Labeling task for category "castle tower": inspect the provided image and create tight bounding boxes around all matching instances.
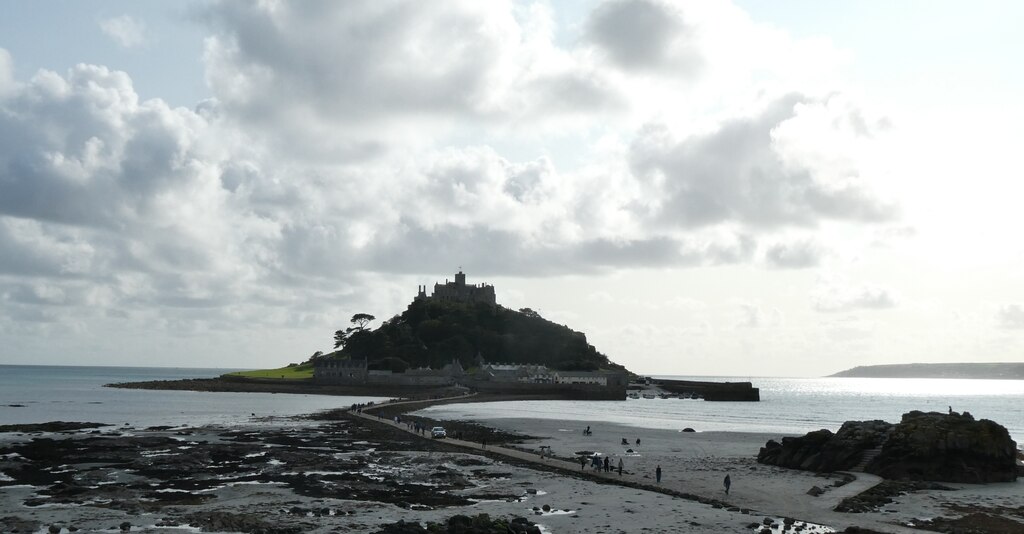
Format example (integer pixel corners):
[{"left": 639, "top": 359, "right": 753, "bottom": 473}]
[{"left": 455, "top": 270, "right": 466, "bottom": 286}]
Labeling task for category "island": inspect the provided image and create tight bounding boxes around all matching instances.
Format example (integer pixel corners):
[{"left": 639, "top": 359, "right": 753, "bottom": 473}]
[
  {"left": 829, "top": 362, "right": 1024, "bottom": 380},
  {"left": 111, "top": 270, "right": 759, "bottom": 401}
]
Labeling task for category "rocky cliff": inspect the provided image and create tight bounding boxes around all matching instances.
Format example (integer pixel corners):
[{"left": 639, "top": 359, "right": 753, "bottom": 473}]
[{"left": 757, "top": 411, "right": 1018, "bottom": 483}]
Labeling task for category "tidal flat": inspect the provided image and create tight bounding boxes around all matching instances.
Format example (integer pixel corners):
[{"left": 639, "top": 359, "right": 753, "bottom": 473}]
[{"left": 2, "top": 408, "right": 1023, "bottom": 533}]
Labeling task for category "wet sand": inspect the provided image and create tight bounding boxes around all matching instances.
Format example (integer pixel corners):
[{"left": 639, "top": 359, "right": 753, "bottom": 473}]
[
  {"left": 4, "top": 397, "right": 1022, "bottom": 533},
  {"left": 405, "top": 411, "right": 1024, "bottom": 533}
]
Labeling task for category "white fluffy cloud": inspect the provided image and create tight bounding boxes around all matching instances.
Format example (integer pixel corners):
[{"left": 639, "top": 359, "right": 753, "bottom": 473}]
[
  {"left": 100, "top": 15, "right": 147, "bottom": 48},
  {"left": 0, "top": 2, "right": 906, "bottom": 367}
]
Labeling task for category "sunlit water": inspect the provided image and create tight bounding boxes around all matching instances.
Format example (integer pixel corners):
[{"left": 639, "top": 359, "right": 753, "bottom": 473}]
[
  {"left": 0, "top": 365, "right": 385, "bottom": 428},
  {"left": 4, "top": 367, "right": 1021, "bottom": 445},
  {"left": 416, "top": 376, "right": 1024, "bottom": 444}
]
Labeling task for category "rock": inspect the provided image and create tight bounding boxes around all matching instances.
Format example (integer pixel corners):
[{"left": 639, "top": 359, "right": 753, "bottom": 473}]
[
  {"left": 758, "top": 411, "right": 1018, "bottom": 483},
  {"left": 806, "top": 485, "right": 824, "bottom": 496},
  {"left": 119, "top": 521, "right": 131, "bottom": 532},
  {"left": 870, "top": 411, "right": 1018, "bottom": 483},
  {"left": 541, "top": 504, "right": 551, "bottom": 512},
  {"left": 48, "top": 526, "right": 61, "bottom": 534},
  {"left": 682, "top": 428, "right": 695, "bottom": 432}
]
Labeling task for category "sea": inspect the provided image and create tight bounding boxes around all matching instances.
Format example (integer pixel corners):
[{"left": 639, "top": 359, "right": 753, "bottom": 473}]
[
  {"left": 415, "top": 375, "right": 1024, "bottom": 445},
  {"left": 2, "top": 366, "right": 1023, "bottom": 445},
  {"left": 0, "top": 365, "right": 385, "bottom": 429}
]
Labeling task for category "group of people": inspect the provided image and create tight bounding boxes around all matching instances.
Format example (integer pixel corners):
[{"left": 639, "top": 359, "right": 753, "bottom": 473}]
[
  {"left": 580, "top": 453, "right": 624, "bottom": 476},
  {"left": 578, "top": 425, "right": 733, "bottom": 495}
]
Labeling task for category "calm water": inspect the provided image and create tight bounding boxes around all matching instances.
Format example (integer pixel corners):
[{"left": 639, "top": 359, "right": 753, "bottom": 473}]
[
  {"left": 416, "top": 376, "right": 1024, "bottom": 444},
  {"left": 4, "top": 367, "right": 1022, "bottom": 445},
  {"left": 0, "top": 365, "right": 385, "bottom": 428}
]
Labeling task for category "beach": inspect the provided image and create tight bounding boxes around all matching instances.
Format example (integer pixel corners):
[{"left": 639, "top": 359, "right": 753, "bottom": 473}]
[
  {"left": 400, "top": 411, "right": 1024, "bottom": 534},
  {"left": 0, "top": 411, "right": 789, "bottom": 534},
  {"left": 2, "top": 402, "right": 1023, "bottom": 533},
  {"left": 3, "top": 367, "right": 1024, "bottom": 533}
]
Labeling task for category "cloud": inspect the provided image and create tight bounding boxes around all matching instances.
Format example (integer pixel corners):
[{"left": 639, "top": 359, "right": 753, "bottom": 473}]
[
  {"left": 198, "top": 0, "right": 620, "bottom": 143},
  {"left": 996, "top": 304, "right": 1024, "bottom": 329},
  {"left": 584, "top": 0, "right": 703, "bottom": 76},
  {"left": 0, "top": 64, "right": 218, "bottom": 229},
  {"left": 100, "top": 15, "right": 147, "bottom": 48},
  {"left": 628, "top": 94, "right": 897, "bottom": 230},
  {"left": 0, "top": 48, "right": 14, "bottom": 98},
  {"left": 765, "top": 239, "right": 826, "bottom": 269},
  {"left": 0, "top": 1, "right": 903, "bottom": 365},
  {"left": 812, "top": 280, "right": 897, "bottom": 313}
]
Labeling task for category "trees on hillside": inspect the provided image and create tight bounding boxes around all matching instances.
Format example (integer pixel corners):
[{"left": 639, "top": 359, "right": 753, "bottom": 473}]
[
  {"left": 330, "top": 300, "right": 622, "bottom": 372},
  {"left": 333, "top": 313, "right": 376, "bottom": 349}
]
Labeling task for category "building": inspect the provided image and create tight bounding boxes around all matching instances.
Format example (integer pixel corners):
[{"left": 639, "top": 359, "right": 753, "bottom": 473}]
[
  {"left": 478, "top": 363, "right": 553, "bottom": 383},
  {"left": 313, "top": 358, "right": 368, "bottom": 383},
  {"left": 416, "top": 270, "right": 496, "bottom": 306},
  {"left": 313, "top": 357, "right": 464, "bottom": 387},
  {"left": 553, "top": 371, "right": 608, "bottom": 386}
]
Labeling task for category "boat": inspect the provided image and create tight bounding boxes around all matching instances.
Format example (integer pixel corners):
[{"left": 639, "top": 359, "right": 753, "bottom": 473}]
[
  {"left": 627, "top": 392, "right": 640, "bottom": 399},
  {"left": 642, "top": 393, "right": 656, "bottom": 399}
]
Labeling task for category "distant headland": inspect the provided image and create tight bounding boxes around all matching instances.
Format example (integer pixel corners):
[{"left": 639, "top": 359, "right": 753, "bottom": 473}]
[{"left": 830, "top": 362, "right": 1024, "bottom": 380}]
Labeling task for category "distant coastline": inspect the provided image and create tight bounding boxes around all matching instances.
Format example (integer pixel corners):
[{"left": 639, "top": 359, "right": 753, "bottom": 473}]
[{"left": 830, "top": 362, "right": 1024, "bottom": 380}]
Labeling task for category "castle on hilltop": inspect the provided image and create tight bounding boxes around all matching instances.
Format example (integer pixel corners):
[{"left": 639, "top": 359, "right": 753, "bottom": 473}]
[{"left": 416, "top": 270, "right": 496, "bottom": 306}]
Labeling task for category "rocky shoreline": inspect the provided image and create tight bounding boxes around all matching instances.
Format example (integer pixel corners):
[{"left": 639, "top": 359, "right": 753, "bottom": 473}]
[
  {"left": 4, "top": 399, "right": 1024, "bottom": 533},
  {"left": 0, "top": 410, "right": 552, "bottom": 533}
]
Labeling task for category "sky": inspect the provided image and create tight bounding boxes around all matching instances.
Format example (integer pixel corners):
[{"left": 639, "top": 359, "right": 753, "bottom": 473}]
[{"left": 1, "top": 0, "right": 1023, "bottom": 377}]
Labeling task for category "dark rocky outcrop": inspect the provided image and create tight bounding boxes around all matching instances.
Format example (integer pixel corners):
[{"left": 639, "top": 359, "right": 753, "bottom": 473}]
[
  {"left": 757, "top": 419, "right": 891, "bottom": 472},
  {"left": 870, "top": 410, "right": 1018, "bottom": 483},
  {"left": 0, "top": 421, "right": 109, "bottom": 433},
  {"left": 758, "top": 411, "right": 1018, "bottom": 483},
  {"left": 371, "top": 514, "right": 541, "bottom": 534},
  {"left": 185, "top": 512, "right": 306, "bottom": 534},
  {"left": 834, "top": 480, "right": 951, "bottom": 513},
  {"left": 0, "top": 516, "right": 41, "bottom": 533}
]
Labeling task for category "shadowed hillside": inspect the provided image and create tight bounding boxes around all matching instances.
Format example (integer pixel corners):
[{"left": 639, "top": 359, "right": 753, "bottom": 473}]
[{"left": 332, "top": 299, "right": 626, "bottom": 373}]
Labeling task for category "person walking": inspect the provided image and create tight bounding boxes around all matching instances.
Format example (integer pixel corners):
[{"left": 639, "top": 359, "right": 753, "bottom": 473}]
[
  {"left": 724, "top": 474, "right": 731, "bottom": 495},
  {"left": 580, "top": 456, "right": 587, "bottom": 471},
  {"left": 617, "top": 457, "right": 623, "bottom": 476},
  {"left": 656, "top": 465, "right": 662, "bottom": 483},
  {"left": 603, "top": 456, "right": 610, "bottom": 472}
]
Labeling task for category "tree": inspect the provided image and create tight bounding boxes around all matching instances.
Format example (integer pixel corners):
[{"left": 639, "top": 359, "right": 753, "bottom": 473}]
[
  {"left": 518, "top": 307, "right": 541, "bottom": 319},
  {"left": 333, "top": 329, "right": 350, "bottom": 349},
  {"left": 351, "top": 313, "right": 376, "bottom": 330},
  {"left": 334, "top": 313, "right": 376, "bottom": 349}
]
